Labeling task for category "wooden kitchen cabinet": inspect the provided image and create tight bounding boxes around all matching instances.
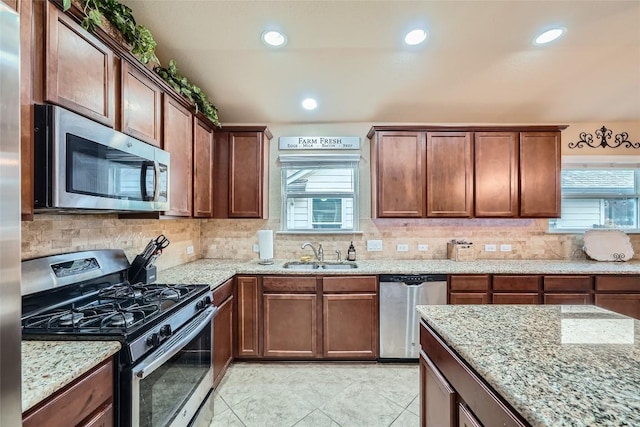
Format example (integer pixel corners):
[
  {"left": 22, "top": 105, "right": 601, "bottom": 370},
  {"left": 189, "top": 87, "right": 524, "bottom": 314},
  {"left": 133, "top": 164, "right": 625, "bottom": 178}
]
[
  {"left": 163, "top": 95, "right": 193, "bottom": 217},
  {"left": 213, "top": 127, "right": 272, "bottom": 218},
  {"left": 193, "top": 117, "right": 214, "bottom": 218},
  {"left": 594, "top": 275, "right": 640, "bottom": 319},
  {"left": 544, "top": 293, "right": 592, "bottom": 305},
  {"left": 262, "top": 275, "right": 318, "bottom": 358},
  {"left": 492, "top": 275, "right": 540, "bottom": 304},
  {"left": 212, "top": 279, "right": 233, "bottom": 388},
  {"left": 371, "top": 131, "right": 426, "bottom": 217},
  {"left": 235, "top": 276, "right": 260, "bottom": 358},
  {"left": 542, "top": 275, "right": 592, "bottom": 305},
  {"left": 474, "top": 132, "right": 519, "bottom": 217},
  {"left": 449, "top": 275, "right": 490, "bottom": 305},
  {"left": 449, "top": 293, "right": 490, "bottom": 304},
  {"left": 520, "top": 132, "right": 561, "bottom": 217},
  {"left": 458, "top": 404, "right": 482, "bottom": 427},
  {"left": 44, "top": 1, "right": 116, "bottom": 127},
  {"left": 420, "top": 350, "right": 456, "bottom": 427},
  {"left": 121, "top": 61, "right": 162, "bottom": 146},
  {"left": 322, "top": 276, "right": 378, "bottom": 359},
  {"left": 426, "top": 132, "right": 473, "bottom": 217},
  {"left": 23, "top": 358, "right": 114, "bottom": 427}
]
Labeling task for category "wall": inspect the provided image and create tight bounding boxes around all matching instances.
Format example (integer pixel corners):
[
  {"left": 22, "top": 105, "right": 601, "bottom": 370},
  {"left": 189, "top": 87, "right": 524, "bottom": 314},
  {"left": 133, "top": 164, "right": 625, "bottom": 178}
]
[{"left": 21, "top": 121, "right": 640, "bottom": 266}]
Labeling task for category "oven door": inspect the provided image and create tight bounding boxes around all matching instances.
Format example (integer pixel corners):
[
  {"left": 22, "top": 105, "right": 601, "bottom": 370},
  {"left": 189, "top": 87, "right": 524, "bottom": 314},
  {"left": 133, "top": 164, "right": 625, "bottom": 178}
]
[{"left": 131, "top": 306, "right": 215, "bottom": 427}]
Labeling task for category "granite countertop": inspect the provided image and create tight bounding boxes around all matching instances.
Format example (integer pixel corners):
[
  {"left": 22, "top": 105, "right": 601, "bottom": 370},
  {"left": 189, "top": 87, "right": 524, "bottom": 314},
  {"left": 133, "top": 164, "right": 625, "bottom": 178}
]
[
  {"left": 22, "top": 340, "right": 121, "bottom": 413},
  {"left": 417, "top": 305, "right": 640, "bottom": 426},
  {"left": 157, "top": 258, "right": 640, "bottom": 290}
]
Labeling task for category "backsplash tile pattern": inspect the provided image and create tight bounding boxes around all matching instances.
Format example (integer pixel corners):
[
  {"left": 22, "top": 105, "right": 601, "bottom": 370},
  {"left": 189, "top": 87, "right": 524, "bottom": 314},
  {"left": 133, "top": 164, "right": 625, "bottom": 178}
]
[{"left": 21, "top": 214, "right": 201, "bottom": 270}]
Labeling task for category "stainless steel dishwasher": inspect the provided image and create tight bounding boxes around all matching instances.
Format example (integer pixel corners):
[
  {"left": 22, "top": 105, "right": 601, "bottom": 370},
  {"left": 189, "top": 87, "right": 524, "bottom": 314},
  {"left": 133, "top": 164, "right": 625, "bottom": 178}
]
[{"left": 379, "top": 274, "right": 447, "bottom": 360}]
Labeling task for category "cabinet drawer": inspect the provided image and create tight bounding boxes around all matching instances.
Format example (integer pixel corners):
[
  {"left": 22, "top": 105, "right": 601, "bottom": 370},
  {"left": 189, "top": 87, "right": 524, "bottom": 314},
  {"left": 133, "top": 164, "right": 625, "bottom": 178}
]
[
  {"left": 544, "top": 293, "right": 592, "bottom": 305},
  {"left": 492, "top": 275, "right": 540, "bottom": 292},
  {"left": 449, "top": 293, "right": 490, "bottom": 304},
  {"left": 212, "top": 279, "right": 233, "bottom": 305},
  {"left": 543, "top": 276, "right": 592, "bottom": 292},
  {"left": 23, "top": 359, "right": 113, "bottom": 427},
  {"left": 323, "top": 276, "right": 377, "bottom": 293},
  {"left": 595, "top": 275, "right": 640, "bottom": 292},
  {"left": 450, "top": 275, "right": 490, "bottom": 292},
  {"left": 493, "top": 293, "right": 540, "bottom": 305},
  {"left": 263, "top": 276, "right": 317, "bottom": 292}
]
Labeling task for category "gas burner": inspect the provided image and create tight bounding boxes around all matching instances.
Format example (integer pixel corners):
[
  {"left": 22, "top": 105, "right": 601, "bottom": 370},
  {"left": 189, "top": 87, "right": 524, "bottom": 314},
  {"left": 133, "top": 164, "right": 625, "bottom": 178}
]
[
  {"left": 58, "top": 312, "right": 84, "bottom": 327},
  {"left": 99, "top": 284, "right": 143, "bottom": 300},
  {"left": 106, "top": 312, "right": 135, "bottom": 327}
]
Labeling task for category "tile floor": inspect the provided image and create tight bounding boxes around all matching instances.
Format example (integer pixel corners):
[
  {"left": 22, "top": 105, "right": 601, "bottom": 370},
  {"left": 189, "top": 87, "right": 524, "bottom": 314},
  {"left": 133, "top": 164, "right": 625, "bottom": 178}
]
[{"left": 209, "top": 362, "right": 420, "bottom": 427}]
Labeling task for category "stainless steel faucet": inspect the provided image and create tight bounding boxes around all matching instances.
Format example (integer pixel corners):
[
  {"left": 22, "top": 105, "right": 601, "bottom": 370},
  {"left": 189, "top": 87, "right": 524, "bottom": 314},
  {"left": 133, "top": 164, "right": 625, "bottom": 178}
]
[{"left": 301, "top": 242, "right": 324, "bottom": 262}]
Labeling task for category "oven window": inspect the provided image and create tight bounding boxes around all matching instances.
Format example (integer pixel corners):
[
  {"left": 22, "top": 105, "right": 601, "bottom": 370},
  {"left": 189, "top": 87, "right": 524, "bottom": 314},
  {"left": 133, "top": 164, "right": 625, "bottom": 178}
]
[{"left": 138, "top": 323, "right": 211, "bottom": 427}]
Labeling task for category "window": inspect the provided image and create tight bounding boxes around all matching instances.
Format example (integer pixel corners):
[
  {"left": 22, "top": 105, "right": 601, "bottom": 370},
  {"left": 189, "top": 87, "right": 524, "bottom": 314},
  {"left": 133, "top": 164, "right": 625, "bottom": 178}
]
[
  {"left": 280, "top": 154, "right": 359, "bottom": 233},
  {"left": 549, "top": 160, "right": 640, "bottom": 232}
]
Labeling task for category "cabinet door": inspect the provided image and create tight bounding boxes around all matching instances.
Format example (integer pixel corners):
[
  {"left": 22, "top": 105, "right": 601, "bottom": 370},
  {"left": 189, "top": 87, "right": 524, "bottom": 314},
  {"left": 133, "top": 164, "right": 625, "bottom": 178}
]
[
  {"left": 163, "top": 95, "right": 193, "bottom": 217},
  {"left": 493, "top": 293, "right": 540, "bottom": 304},
  {"left": 229, "top": 132, "right": 265, "bottom": 218},
  {"left": 474, "top": 132, "right": 518, "bottom": 217},
  {"left": 81, "top": 403, "right": 113, "bottom": 427},
  {"left": 426, "top": 132, "right": 473, "bottom": 217},
  {"left": 458, "top": 403, "right": 482, "bottom": 427},
  {"left": 450, "top": 275, "right": 490, "bottom": 292},
  {"left": 213, "top": 295, "right": 233, "bottom": 388},
  {"left": 544, "top": 293, "right": 592, "bottom": 305},
  {"left": 520, "top": 132, "right": 561, "bottom": 217},
  {"left": 323, "top": 293, "right": 378, "bottom": 359},
  {"left": 19, "top": 0, "right": 33, "bottom": 219},
  {"left": 449, "top": 293, "right": 490, "bottom": 304},
  {"left": 121, "top": 61, "right": 162, "bottom": 146},
  {"left": 595, "top": 294, "right": 640, "bottom": 319},
  {"left": 263, "top": 294, "right": 318, "bottom": 358},
  {"left": 420, "top": 351, "right": 456, "bottom": 427},
  {"left": 235, "top": 276, "right": 260, "bottom": 357},
  {"left": 373, "top": 131, "right": 426, "bottom": 217},
  {"left": 45, "top": 2, "right": 115, "bottom": 126},
  {"left": 193, "top": 118, "right": 214, "bottom": 218},
  {"left": 212, "top": 131, "right": 230, "bottom": 218}
]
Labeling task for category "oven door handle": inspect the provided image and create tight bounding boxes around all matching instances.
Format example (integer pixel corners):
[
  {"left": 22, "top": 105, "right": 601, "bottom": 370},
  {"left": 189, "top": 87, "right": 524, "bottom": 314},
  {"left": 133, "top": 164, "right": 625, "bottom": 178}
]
[{"left": 134, "top": 306, "right": 216, "bottom": 380}]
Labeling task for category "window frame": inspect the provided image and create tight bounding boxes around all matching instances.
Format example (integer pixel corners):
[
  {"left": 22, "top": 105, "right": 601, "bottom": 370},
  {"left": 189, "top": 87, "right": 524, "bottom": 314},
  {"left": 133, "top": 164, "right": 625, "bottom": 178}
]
[
  {"left": 549, "top": 155, "right": 640, "bottom": 234},
  {"left": 279, "top": 154, "right": 360, "bottom": 234}
]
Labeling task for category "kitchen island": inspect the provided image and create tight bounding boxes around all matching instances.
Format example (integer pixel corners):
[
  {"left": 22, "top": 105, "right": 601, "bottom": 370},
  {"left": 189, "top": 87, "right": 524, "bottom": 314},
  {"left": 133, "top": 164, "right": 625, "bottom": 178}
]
[{"left": 417, "top": 305, "right": 640, "bottom": 426}]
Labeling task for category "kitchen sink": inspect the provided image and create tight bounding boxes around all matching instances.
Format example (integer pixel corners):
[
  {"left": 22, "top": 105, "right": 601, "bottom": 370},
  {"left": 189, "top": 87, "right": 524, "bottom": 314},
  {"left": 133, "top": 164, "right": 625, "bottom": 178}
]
[{"left": 282, "top": 262, "right": 358, "bottom": 270}]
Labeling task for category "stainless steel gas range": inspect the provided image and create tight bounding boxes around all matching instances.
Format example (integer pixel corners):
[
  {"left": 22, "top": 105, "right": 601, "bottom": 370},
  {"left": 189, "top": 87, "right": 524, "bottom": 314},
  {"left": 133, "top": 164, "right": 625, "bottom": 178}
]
[{"left": 21, "top": 250, "right": 216, "bottom": 427}]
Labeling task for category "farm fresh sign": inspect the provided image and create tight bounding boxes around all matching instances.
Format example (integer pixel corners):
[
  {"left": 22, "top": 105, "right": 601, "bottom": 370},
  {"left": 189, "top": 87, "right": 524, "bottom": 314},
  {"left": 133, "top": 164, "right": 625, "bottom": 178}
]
[{"left": 279, "top": 136, "right": 360, "bottom": 150}]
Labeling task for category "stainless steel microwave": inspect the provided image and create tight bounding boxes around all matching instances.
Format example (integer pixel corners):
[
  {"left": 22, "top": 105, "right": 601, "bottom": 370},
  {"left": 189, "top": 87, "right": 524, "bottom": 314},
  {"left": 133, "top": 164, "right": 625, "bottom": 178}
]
[{"left": 34, "top": 104, "right": 170, "bottom": 212}]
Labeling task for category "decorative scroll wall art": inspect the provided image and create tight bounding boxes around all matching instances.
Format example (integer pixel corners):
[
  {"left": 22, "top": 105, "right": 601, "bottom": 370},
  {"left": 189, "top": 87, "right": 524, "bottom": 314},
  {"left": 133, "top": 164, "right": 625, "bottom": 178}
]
[{"left": 568, "top": 126, "right": 640, "bottom": 149}]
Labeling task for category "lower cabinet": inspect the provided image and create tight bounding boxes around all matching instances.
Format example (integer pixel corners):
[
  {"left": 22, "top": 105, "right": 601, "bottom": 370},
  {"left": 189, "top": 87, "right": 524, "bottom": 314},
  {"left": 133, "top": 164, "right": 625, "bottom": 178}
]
[
  {"left": 449, "top": 275, "right": 490, "bottom": 304},
  {"left": 23, "top": 359, "right": 114, "bottom": 427},
  {"left": 595, "top": 294, "right": 640, "bottom": 319},
  {"left": 492, "top": 275, "right": 541, "bottom": 305},
  {"left": 213, "top": 279, "right": 233, "bottom": 388},
  {"left": 323, "top": 293, "right": 377, "bottom": 359},
  {"left": 235, "top": 276, "right": 260, "bottom": 357},
  {"left": 263, "top": 293, "right": 318, "bottom": 358},
  {"left": 420, "top": 350, "right": 455, "bottom": 427}
]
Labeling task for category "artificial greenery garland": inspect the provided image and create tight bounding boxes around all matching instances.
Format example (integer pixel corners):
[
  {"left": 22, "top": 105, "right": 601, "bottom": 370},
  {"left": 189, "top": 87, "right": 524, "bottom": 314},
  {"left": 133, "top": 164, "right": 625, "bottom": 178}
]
[{"left": 61, "top": 0, "right": 221, "bottom": 126}]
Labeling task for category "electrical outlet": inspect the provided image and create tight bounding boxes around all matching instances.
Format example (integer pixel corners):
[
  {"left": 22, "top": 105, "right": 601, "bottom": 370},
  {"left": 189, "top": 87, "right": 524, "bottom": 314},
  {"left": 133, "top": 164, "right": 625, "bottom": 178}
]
[
  {"left": 252, "top": 244, "right": 260, "bottom": 253},
  {"left": 186, "top": 245, "right": 194, "bottom": 255},
  {"left": 367, "top": 240, "right": 383, "bottom": 251},
  {"left": 500, "top": 244, "right": 512, "bottom": 252},
  {"left": 397, "top": 244, "right": 409, "bottom": 252},
  {"left": 484, "top": 244, "right": 497, "bottom": 252},
  {"left": 418, "top": 244, "right": 429, "bottom": 251}
]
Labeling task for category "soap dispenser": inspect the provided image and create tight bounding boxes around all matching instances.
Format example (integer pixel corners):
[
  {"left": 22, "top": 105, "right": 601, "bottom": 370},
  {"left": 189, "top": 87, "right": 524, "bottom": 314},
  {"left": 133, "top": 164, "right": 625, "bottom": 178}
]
[{"left": 347, "top": 241, "right": 356, "bottom": 261}]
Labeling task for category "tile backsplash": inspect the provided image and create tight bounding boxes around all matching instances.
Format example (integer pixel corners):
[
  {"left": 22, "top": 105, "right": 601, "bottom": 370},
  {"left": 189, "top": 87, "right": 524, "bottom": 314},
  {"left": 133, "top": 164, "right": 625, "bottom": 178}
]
[{"left": 22, "top": 215, "right": 640, "bottom": 270}]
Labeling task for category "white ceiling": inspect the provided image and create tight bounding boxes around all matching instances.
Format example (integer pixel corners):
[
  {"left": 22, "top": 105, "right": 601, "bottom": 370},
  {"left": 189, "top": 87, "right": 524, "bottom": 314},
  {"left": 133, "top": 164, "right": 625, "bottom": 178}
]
[{"left": 121, "top": 0, "right": 640, "bottom": 125}]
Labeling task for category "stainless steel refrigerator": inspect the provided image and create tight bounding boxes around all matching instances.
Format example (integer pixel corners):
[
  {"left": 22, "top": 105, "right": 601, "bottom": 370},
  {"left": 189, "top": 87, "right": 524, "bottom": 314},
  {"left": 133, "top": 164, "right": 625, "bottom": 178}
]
[{"left": 0, "top": 1, "right": 22, "bottom": 425}]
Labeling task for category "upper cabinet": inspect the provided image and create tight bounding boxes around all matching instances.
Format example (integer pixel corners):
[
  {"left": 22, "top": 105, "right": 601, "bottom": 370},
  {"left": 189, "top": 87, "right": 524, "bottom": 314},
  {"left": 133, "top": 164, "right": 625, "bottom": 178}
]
[
  {"left": 121, "top": 61, "right": 162, "bottom": 147},
  {"left": 193, "top": 118, "right": 214, "bottom": 218},
  {"left": 426, "top": 132, "right": 473, "bottom": 217},
  {"left": 371, "top": 131, "right": 426, "bottom": 217},
  {"left": 368, "top": 126, "right": 567, "bottom": 219},
  {"left": 44, "top": 2, "right": 115, "bottom": 127},
  {"left": 163, "top": 95, "right": 193, "bottom": 217},
  {"left": 213, "top": 127, "right": 272, "bottom": 219},
  {"left": 520, "top": 132, "right": 562, "bottom": 217}
]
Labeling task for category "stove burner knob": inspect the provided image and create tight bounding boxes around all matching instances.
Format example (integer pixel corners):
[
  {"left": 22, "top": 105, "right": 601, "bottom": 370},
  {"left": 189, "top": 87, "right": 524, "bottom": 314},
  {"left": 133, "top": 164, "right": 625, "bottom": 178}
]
[
  {"left": 146, "top": 333, "right": 160, "bottom": 347},
  {"left": 159, "top": 324, "right": 172, "bottom": 337},
  {"left": 196, "top": 296, "right": 212, "bottom": 310}
]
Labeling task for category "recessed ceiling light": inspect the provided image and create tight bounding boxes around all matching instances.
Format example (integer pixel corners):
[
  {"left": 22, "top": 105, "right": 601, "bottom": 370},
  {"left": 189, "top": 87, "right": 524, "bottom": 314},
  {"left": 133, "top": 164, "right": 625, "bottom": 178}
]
[
  {"left": 404, "top": 29, "right": 428, "bottom": 46},
  {"left": 534, "top": 27, "right": 565, "bottom": 45},
  {"left": 262, "top": 30, "right": 287, "bottom": 47},
  {"left": 302, "top": 98, "right": 318, "bottom": 110}
]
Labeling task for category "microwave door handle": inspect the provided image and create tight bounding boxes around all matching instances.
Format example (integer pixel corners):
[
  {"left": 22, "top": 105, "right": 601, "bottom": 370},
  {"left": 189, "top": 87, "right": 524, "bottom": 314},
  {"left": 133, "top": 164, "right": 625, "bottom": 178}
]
[
  {"left": 140, "top": 161, "right": 154, "bottom": 201},
  {"left": 152, "top": 161, "right": 160, "bottom": 201}
]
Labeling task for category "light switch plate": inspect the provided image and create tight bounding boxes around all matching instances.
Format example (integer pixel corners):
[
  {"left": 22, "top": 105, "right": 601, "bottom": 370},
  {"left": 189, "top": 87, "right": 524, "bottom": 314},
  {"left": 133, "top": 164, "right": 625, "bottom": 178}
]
[
  {"left": 367, "top": 240, "right": 383, "bottom": 251},
  {"left": 397, "top": 244, "right": 409, "bottom": 252},
  {"left": 418, "top": 244, "right": 429, "bottom": 251},
  {"left": 186, "top": 246, "right": 194, "bottom": 255},
  {"left": 500, "top": 244, "right": 512, "bottom": 252},
  {"left": 484, "top": 244, "right": 497, "bottom": 252}
]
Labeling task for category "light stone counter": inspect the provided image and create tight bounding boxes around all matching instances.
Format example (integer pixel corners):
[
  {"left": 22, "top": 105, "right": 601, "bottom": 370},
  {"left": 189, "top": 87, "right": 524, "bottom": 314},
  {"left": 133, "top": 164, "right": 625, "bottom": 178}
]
[
  {"left": 417, "top": 305, "right": 640, "bottom": 427},
  {"left": 22, "top": 340, "right": 121, "bottom": 413},
  {"left": 157, "top": 258, "right": 640, "bottom": 291}
]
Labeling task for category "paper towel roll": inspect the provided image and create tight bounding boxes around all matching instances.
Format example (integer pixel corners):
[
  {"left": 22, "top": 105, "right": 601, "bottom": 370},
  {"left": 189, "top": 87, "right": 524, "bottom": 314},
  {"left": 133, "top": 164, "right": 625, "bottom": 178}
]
[{"left": 257, "top": 230, "right": 274, "bottom": 264}]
